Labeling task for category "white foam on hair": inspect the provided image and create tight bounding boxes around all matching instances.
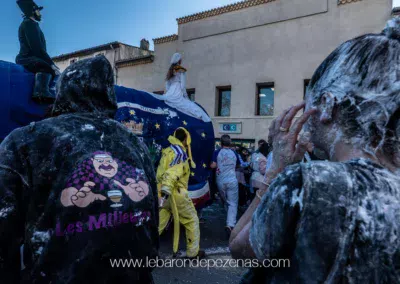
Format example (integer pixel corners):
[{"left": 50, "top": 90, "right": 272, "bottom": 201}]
[{"left": 306, "top": 19, "right": 400, "bottom": 158}]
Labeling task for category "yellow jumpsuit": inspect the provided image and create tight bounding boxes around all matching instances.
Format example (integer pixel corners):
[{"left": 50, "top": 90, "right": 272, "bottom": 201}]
[{"left": 157, "top": 129, "right": 200, "bottom": 257}]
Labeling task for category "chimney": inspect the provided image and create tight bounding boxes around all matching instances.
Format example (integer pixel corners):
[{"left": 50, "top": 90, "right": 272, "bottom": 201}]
[{"left": 140, "top": 39, "right": 149, "bottom": 50}]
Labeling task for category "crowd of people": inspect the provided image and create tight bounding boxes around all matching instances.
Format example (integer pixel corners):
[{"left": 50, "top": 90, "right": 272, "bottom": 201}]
[
  {"left": 209, "top": 138, "right": 272, "bottom": 238},
  {"left": 0, "top": 0, "right": 399, "bottom": 283}
]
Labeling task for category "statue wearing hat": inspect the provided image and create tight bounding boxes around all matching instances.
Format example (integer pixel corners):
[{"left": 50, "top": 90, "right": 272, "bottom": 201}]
[{"left": 16, "top": 0, "right": 60, "bottom": 102}]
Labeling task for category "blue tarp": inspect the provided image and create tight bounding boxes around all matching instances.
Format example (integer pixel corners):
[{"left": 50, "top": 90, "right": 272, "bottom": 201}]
[{"left": 0, "top": 60, "right": 49, "bottom": 141}]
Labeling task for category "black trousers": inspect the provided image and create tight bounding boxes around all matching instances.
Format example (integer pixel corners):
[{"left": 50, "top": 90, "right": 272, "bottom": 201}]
[{"left": 17, "top": 56, "right": 55, "bottom": 76}]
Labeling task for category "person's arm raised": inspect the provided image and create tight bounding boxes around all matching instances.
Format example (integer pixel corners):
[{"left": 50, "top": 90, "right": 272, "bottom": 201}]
[
  {"left": 229, "top": 171, "right": 275, "bottom": 259},
  {"left": 229, "top": 102, "right": 316, "bottom": 259}
]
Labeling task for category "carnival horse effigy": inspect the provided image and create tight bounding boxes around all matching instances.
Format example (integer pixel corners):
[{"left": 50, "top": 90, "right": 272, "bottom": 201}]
[
  {"left": 0, "top": 60, "right": 214, "bottom": 208},
  {"left": 114, "top": 86, "right": 214, "bottom": 208}
]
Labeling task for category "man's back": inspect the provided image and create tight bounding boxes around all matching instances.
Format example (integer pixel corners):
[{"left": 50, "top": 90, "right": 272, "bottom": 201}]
[
  {"left": 214, "top": 148, "right": 238, "bottom": 184},
  {"left": 0, "top": 114, "right": 158, "bottom": 283},
  {"left": 157, "top": 142, "right": 190, "bottom": 193},
  {"left": 0, "top": 56, "right": 158, "bottom": 283}
]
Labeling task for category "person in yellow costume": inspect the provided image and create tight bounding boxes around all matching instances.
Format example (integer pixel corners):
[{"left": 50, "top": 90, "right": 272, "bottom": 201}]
[{"left": 157, "top": 127, "right": 205, "bottom": 259}]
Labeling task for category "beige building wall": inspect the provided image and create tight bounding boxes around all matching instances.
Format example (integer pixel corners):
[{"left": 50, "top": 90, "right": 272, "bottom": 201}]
[
  {"left": 54, "top": 44, "right": 153, "bottom": 75},
  {"left": 117, "top": 0, "right": 392, "bottom": 145},
  {"left": 117, "top": 40, "right": 178, "bottom": 92},
  {"left": 54, "top": 49, "right": 117, "bottom": 73}
]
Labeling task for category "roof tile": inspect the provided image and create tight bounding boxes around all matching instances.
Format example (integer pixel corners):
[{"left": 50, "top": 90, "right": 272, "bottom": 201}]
[
  {"left": 153, "top": 34, "right": 179, "bottom": 45},
  {"left": 176, "top": 0, "right": 275, "bottom": 25},
  {"left": 115, "top": 55, "right": 154, "bottom": 68},
  {"left": 337, "top": 0, "right": 363, "bottom": 5},
  {"left": 52, "top": 41, "right": 140, "bottom": 61}
]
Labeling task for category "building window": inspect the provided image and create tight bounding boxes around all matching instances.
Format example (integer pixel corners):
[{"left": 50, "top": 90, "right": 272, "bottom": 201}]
[
  {"left": 304, "top": 79, "right": 311, "bottom": 99},
  {"left": 217, "top": 87, "right": 231, "bottom": 117},
  {"left": 256, "top": 83, "right": 274, "bottom": 116},
  {"left": 69, "top": 58, "right": 78, "bottom": 65},
  {"left": 187, "top": 89, "right": 195, "bottom": 101}
]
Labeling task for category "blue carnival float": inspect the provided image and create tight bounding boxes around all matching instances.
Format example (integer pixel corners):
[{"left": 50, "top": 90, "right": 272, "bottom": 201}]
[{"left": 0, "top": 60, "right": 214, "bottom": 208}]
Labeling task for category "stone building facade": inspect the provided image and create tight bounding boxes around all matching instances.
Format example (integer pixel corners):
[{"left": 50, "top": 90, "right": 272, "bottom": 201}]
[
  {"left": 116, "top": 0, "right": 392, "bottom": 148},
  {"left": 54, "top": 0, "right": 394, "bottom": 148},
  {"left": 53, "top": 40, "right": 153, "bottom": 83}
]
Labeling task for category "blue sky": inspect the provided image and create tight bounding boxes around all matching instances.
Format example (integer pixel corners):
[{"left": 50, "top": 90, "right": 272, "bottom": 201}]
[
  {"left": 2, "top": 0, "right": 398, "bottom": 63},
  {"left": 0, "top": 0, "right": 237, "bottom": 62}
]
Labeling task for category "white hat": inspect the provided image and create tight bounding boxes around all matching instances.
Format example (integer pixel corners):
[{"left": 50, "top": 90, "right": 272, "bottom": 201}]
[{"left": 170, "top": 53, "right": 182, "bottom": 64}]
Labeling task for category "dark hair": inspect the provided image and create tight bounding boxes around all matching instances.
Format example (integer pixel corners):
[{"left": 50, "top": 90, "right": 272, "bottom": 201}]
[
  {"left": 258, "top": 139, "right": 267, "bottom": 146},
  {"left": 306, "top": 18, "right": 400, "bottom": 157},
  {"left": 238, "top": 146, "right": 249, "bottom": 159},
  {"left": 175, "top": 128, "right": 187, "bottom": 142},
  {"left": 259, "top": 143, "right": 270, "bottom": 157},
  {"left": 221, "top": 135, "right": 231, "bottom": 147},
  {"left": 166, "top": 61, "right": 180, "bottom": 81}
]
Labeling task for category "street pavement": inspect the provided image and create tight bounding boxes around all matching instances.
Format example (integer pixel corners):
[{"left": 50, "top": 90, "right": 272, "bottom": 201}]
[{"left": 153, "top": 199, "right": 248, "bottom": 284}]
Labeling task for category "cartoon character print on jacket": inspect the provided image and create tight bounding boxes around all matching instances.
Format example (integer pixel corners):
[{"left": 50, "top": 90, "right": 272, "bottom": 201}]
[{"left": 60, "top": 151, "right": 149, "bottom": 208}]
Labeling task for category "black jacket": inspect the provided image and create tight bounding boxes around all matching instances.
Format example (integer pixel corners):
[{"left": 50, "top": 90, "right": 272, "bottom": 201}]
[
  {"left": 249, "top": 160, "right": 400, "bottom": 283},
  {"left": 16, "top": 18, "right": 55, "bottom": 68},
  {"left": 0, "top": 57, "right": 159, "bottom": 283}
]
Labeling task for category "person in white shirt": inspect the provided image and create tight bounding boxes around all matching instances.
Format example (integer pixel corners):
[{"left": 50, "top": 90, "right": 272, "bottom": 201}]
[
  {"left": 163, "top": 53, "right": 211, "bottom": 122},
  {"left": 210, "top": 135, "right": 240, "bottom": 236}
]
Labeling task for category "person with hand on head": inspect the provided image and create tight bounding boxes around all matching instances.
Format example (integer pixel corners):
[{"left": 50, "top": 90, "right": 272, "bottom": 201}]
[
  {"left": 165, "top": 53, "right": 189, "bottom": 100},
  {"left": 157, "top": 127, "right": 205, "bottom": 259},
  {"left": 16, "top": 0, "right": 60, "bottom": 103},
  {"left": 162, "top": 53, "right": 211, "bottom": 122},
  {"left": 230, "top": 18, "right": 400, "bottom": 283}
]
